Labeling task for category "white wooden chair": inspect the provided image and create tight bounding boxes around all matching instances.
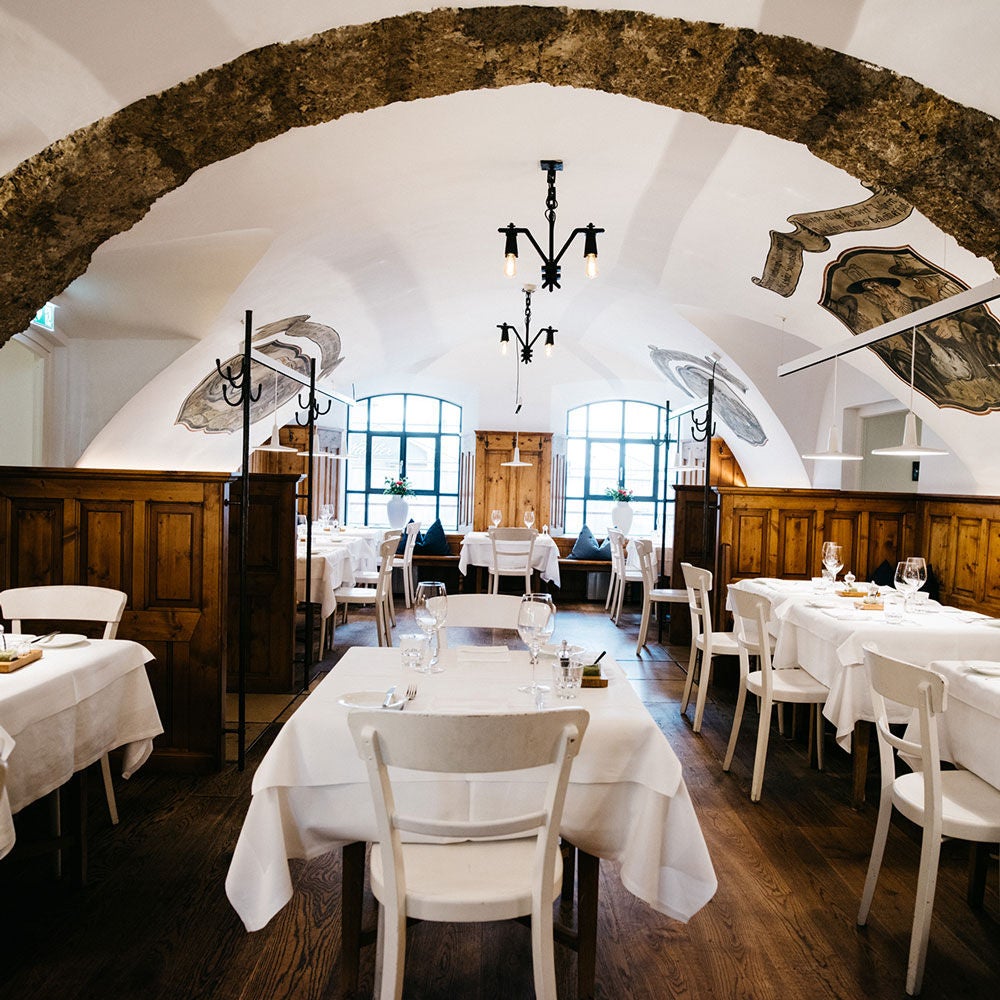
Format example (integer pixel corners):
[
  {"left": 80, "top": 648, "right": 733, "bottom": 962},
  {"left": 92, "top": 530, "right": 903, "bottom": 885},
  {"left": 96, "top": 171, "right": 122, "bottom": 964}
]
[
  {"left": 334, "top": 537, "right": 397, "bottom": 647},
  {"left": 723, "top": 588, "right": 829, "bottom": 801},
  {"left": 437, "top": 593, "right": 522, "bottom": 648},
  {"left": 633, "top": 539, "right": 687, "bottom": 655},
  {"left": 0, "top": 585, "right": 128, "bottom": 825},
  {"left": 488, "top": 527, "right": 536, "bottom": 594},
  {"left": 348, "top": 708, "right": 589, "bottom": 1000},
  {"left": 607, "top": 529, "right": 643, "bottom": 625},
  {"left": 857, "top": 648, "right": 1000, "bottom": 996},
  {"left": 392, "top": 521, "right": 422, "bottom": 611},
  {"left": 679, "top": 563, "right": 739, "bottom": 733}
]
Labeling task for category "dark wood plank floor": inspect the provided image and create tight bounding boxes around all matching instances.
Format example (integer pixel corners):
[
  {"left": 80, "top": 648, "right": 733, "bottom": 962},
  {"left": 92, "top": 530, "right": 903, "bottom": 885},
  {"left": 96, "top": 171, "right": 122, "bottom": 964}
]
[{"left": 2, "top": 600, "right": 997, "bottom": 999}]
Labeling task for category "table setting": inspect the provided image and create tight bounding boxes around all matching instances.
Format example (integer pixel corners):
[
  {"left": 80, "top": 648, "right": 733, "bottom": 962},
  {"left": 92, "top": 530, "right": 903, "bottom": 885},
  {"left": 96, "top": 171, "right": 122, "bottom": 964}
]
[{"left": 458, "top": 529, "right": 562, "bottom": 587}]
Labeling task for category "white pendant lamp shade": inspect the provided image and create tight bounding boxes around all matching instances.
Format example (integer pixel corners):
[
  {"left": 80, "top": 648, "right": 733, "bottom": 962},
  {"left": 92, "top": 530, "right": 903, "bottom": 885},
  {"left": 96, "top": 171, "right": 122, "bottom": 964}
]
[
  {"left": 871, "top": 327, "right": 948, "bottom": 458},
  {"left": 501, "top": 432, "right": 532, "bottom": 467},
  {"left": 801, "top": 354, "right": 863, "bottom": 462},
  {"left": 256, "top": 374, "right": 297, "bottom": 453}
]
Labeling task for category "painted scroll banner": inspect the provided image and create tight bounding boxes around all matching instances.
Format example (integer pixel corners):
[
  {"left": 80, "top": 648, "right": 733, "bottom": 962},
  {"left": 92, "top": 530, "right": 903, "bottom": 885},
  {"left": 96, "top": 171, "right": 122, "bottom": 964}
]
[{"left": 753, "top": 184, "right": 912, "bottom": 297}]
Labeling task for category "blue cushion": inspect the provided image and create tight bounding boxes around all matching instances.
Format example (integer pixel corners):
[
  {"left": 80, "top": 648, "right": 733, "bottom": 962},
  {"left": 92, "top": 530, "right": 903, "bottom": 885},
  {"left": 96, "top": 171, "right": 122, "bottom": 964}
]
[
  {"left": 413, "top": 518, "right": 451, "bottom": 555},
  {"left": 396, "top": 519, "right": 414, "bottom": 554},
  {"left": 568, "top": 525, "right": 611, "bottom": 560}
]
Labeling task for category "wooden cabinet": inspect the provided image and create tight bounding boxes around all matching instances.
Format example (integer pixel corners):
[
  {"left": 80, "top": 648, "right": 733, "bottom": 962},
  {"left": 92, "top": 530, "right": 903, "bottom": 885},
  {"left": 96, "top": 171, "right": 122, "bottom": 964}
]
[
  {"left": 473, "top": 431, "right": 552, "bottom": 532},
  {"left": 1, "top": 466, "right": 232, "bottom": 773}
]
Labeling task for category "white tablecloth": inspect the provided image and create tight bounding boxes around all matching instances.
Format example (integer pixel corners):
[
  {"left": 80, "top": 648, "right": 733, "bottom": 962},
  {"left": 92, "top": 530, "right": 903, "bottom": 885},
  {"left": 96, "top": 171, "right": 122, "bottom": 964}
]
[
  {"left": 226, "top": 647, "right": 716, "bottom": 931},
  {"left": 458, "top": 532, "right": 562, "bottom": 587},
  {"left": 729, "top": 579, "right": 1000, "bottom": 749},
  {"left": 311, "top": 529, "right": 379, "bottom": 572},
  {"left": 0, "top": 637, "right": 163, "bottom": 859},
  {"left": 921, "top": 660, "right": 1000, "bottom": 791},
  {"left": 296, "top": 544, "right": 357, "bottom": 622}
]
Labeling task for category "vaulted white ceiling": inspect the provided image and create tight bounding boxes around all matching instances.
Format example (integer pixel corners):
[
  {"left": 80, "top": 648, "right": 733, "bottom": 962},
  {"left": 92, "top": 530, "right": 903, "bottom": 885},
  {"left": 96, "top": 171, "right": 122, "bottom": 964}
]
[{"left": 2, "top": 2, "right": 999, "bottom": 490}]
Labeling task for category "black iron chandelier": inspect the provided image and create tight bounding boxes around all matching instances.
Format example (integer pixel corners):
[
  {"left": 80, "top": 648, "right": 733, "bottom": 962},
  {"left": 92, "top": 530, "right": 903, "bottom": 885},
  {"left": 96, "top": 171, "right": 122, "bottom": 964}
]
[
  {"left": 499, "top": 284, "right": 555, "bottom": 365},
  {"left": 499, "top": 159, "right": 604, "bottom": 291}
]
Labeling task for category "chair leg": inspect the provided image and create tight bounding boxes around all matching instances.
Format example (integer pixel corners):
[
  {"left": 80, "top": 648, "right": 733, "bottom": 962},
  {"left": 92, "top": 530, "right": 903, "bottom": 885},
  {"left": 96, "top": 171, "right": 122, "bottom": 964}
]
[
  {"left": 531, "top": 898, "right": 558, "bottom": 1000},
  {"left": 636, "top": 599, "right": 651, "bottom": 654},
  {"left": 388, "top": 580, "right": 396, "bottom": 627},
  {"left": 613, "top": 579, "right": 626, "bottom": 624},
  {"left": 99, "top": 753, "right": 119, "bottom": 825},
  {"left": 857, "top": 784, "right": 895, "bottom": 926},
  {"left": 604, "top": 570, "right": 615, "bottom": 611},
  {"left": 377, "top": 899, "right": 407, "bottom": 1000},
  {"left": 814, "top": 704, "right": 825, "bottom": 770},
  {"left": 907, "top": 823, "right": 943, "bottom": 996},
  {"left": 680, "top": 645, "right": 699, "bottom": 717},
  {"left": 723, "top": 677, "right": 748, "bottom": 772},
  {"left": 749, "top": 693, "right": 773, "bottom": 801},
  {"left": 692, "top": 654, "right": 714, "bottom": 733}
]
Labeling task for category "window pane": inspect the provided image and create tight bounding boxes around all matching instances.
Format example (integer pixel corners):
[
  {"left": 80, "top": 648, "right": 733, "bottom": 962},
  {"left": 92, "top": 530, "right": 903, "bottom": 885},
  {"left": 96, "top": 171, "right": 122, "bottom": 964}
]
[
  {"left": 565, "top": 499, "right": 585, "bottom": 534},
  {"left": 587, "top": 401, "right": 622, "bottom": 438},
  {"left": 406, "top": 436, "right": 437, "bottom": 491},
  {"left": 624, "top": 442, "right": 656, "bottom": 496},
  {"left": 406, "top": 395, "right": 440, "bottom": 433},
  {"left": 370, "top": 395, "right": 404, "bottom": 432},
  {"left": 439, "top": 436, "right": 460, "bottom": 493},
  {"left": 588, "top": 499, "right": 615, "bottom": 532},
  {"left": 565, "top": 438, "right": 586, "bottom": 497},
  {"left": 370, "top": 436, "right": 401, "bottom": 489},
  {"left": 348, "top": 399, "right": 368, "bottom": 432},
  {"left": 346, "top": 433, "right": 367, "bottom": 490},
  {"left": 441, "top": 402, "right": 462, "bottom": 434},
  {"left": 437, "top": 497, "right": 458, "bottom": 531},
  {"left": 588, "top": 441, "right": 619, "bottom": 496},
  {"left": 567, "top": 406, "right": 587, "bottom": 437},
  {"left": 346, "top": 495, "right": 367, "bottom": 526},
  {"left": 624, "top": 401, "right": 659, "bottom": 439}
]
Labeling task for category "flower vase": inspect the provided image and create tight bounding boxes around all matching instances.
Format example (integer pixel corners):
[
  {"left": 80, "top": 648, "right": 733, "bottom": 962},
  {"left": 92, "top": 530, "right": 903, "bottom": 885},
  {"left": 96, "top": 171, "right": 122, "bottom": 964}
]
[
  {"left": 386, "top": 496, "right": 408, "bottom": 528},
  {"left": 612, "top": 501, "right": 633, "bottom": 535}
]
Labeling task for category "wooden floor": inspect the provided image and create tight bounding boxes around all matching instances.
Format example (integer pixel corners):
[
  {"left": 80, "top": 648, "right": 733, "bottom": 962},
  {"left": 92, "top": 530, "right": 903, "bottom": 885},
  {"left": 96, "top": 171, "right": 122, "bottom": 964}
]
[{"left": 2, "top": 600, "right": 998, "bottom": 999}]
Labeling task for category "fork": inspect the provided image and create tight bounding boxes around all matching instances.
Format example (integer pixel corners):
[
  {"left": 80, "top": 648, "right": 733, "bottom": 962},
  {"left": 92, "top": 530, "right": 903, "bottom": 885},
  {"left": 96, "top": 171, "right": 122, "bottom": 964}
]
[{"left": 405, "top": 683, "right": 417, "bottom": 703}]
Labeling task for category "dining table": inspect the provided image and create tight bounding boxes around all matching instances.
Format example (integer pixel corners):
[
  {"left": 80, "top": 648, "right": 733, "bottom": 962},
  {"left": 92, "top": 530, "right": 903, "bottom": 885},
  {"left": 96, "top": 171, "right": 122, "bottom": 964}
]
[
  {"left": 458, "top": 530, "right": 562, "bottom": 588},
  {"left": 729, "top": 578, "right": 1000, "bottom": 802},
  {"left": 0, "top": 635, "right": 162, "bottom": 865},
  {"left": 225, "top": 646, "right": 717, "bottom": 997}
]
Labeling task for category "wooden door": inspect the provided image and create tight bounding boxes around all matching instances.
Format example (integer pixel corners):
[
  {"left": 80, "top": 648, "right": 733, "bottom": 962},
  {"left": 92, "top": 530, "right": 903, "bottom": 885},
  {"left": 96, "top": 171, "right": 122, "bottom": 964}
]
[{"left": 473, "top": 431, "right": 552, "bottom": 532}]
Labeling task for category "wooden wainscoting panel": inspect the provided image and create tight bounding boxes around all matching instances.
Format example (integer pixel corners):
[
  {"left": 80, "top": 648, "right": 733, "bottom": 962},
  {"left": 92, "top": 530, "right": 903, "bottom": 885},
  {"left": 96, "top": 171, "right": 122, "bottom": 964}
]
[
  {"left": 776, "top": 510, "right": 815, "bottom": 579},
  {"left": 8, "top": 497, "right": 64, "bottom": 586},
  {"left": 985, "top": 518, "right": 1000, "bottom": 604},
  {"left": 473, "top": 431, "right": 551, "bottom": 531},
  {"left": 924, "top": 512, "right": 955, "bottom": 588},
  {"left": 147, "top": 503, "right": 203, "bottom": 607},
  {"left": 866, "top": 511, "right": 906, "bottom": 577},
  {"left": 952, "top": 517, "right": 985, "bottom": 602},
  {"left": 823, "top": 510, "right": 861, "bottom": 577},
  {"left": 730, "top": 508, "right": 768, "bottom": 578},
  {"left": 78, "top": 500, "right": 133, "bottom": 595}
]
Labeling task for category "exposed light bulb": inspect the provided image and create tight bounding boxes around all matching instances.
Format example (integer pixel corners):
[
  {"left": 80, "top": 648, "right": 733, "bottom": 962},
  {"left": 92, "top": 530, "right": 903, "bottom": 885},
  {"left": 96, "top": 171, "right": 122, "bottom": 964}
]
[
  {"left": 585, "top": 253, "right": 598, "bottom": 279},
  {"left": 504, "top": 253, "right": 517, "bottom": 278},
  {"left": 500, "top": 340, "right": 508, "bottom": 356},
  {"left": 545, "top": 342, "right": 553, "bottom": 358}
]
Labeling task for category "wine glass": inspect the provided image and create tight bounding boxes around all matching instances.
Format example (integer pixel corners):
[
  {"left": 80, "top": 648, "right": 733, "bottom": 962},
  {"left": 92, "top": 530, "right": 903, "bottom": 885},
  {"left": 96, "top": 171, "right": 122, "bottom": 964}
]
[
  {"left": 893, "top": 561, "right": 917, "bottom": 611},
  {"left": 822, "top": 543, "right": 843, "bottom": 586},
  {"left": 905, "top": 557, "right": 927, "bottom": 594},
  {"left": 517, "top": 593, "right": 555, "bottom": 694},
  {"left": 490, "top": 508, "right": 502, "bottom": 529},
  {"left": 414, "top": 581, "right": 447, "bottom": 672},
  {"left": 319, "top": 504, "right": 333, "bottom": 527},
  {"left": 523, "top": 509, "right": 535, "bottom": 530}
]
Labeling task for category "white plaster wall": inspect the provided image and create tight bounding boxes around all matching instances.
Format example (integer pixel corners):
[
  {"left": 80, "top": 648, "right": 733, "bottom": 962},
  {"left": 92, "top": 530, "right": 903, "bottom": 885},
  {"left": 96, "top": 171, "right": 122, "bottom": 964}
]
[{"left": 0, "top": 339, "right": 43, "bottom": 465}]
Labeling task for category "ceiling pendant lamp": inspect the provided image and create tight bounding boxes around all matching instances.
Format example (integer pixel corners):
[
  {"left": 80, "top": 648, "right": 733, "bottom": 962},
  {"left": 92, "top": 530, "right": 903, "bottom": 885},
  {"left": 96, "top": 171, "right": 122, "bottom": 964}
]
[
  {"left": 871, "top": 327, "right": 948, "bottom": 457},
  {"left": 256, "top": 372, "right": 297, "bottom": 453},
  {"left": 802, "top": 354, "right": 863, "bottom": 462},
  {"left": 501, "top": 429, "right": 533, "bottom": 468}
]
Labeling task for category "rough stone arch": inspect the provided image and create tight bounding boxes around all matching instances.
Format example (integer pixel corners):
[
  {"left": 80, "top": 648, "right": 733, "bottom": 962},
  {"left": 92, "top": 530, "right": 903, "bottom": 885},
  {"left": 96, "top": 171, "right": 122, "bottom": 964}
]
[{"left": 3, "top": 5, "right": 999, "bottom": 345}]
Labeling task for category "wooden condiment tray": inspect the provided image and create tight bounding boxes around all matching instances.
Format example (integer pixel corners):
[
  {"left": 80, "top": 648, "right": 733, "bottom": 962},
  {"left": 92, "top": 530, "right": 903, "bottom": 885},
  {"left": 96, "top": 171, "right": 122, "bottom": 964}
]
[
  {"left": 581, "top": 672, "right": 609, "bottom": 688},
  {"left": 0, "top": 648, "right": 43, "bottom": 673}
]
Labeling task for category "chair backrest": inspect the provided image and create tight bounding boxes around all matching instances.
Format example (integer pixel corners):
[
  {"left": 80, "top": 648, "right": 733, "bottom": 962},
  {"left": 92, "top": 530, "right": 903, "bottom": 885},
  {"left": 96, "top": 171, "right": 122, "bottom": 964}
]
[
  {"left": 633, "top": 538, "right": 656, "bottom": 591},
  {"left": 490, "top": 527, "right": 536, "bottom": 575},
  {"left": 400, "top": 521, "right": 421, "bottom": 564},
  {"left": 438, "top": 594, "right": 523, "bottom": 648},
  {"left": 607, "top": 529, "right": 627, "bottom": 576},
  {"left": 863, "top": 646, "right": 947, "bottom": 807},
  {"left": 0, "top": 585, "right": 127, "bottom": 639},
  {"left": 728, "top": 587, "right": 775, "bottom": 690},
  {"left": 375, "top": 537, "right": 398, "bottom": 598},
  {"left": 681, "top": 563, "right": 713, "bottom": 636},
  {"left": 348, "top": 708, "right": 588, "bottom": 911}
]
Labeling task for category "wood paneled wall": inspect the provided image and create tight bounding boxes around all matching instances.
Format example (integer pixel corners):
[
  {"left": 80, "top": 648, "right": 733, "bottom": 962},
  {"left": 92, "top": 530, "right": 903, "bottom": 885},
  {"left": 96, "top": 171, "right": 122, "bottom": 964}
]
[
  {"left": 249, "top": 423, "right": 341, "bottom": 520},
  {"left": 673, "top": 484, "right": 1000, "bottom": 626},
  {"left": 473, "top": 432, "right": 552, "bottom": 532},
  {"left": 0, "top": 466, "right": 232, "bottom": 773}
]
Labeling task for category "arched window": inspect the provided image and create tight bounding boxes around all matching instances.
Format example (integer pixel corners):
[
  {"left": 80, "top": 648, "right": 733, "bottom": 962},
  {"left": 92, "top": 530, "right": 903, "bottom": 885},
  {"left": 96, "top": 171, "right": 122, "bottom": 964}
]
[
  {"left": 564, "top": 399, "right": 675, "bottom": 536},
  {"left": 345, "top": 393, "right": 462, "bottom": 528}
]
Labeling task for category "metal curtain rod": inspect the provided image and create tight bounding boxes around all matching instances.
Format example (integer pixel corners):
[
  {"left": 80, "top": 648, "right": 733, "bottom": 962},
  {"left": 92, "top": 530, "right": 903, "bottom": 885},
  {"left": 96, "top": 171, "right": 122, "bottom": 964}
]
[
  {"left": 776, "top": 275, "right": 1000, "bottom": 377},
  {"left": 248, "top": 348, "right": 354, "bottom": 405}
]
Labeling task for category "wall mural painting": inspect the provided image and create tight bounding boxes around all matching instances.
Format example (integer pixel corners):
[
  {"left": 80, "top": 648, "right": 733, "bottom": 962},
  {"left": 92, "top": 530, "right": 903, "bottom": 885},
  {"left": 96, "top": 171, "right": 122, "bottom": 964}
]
[
  {"left": 648, "top": 346, "right": 768, "bottom": 446},
  {"left": 176, "top": 315, "right": 345, "bottom": 433},
  {"left": 753, "top": 183, "right": 913, "bottom": 297},
  {"left": 820, "top": 246, "right": 1000, "bottom": 414}
]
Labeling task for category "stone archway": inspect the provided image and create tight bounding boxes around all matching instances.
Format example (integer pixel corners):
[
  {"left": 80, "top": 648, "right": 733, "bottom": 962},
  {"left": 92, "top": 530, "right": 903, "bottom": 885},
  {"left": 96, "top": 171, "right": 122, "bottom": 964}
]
[{"left": 3, "top": 5, "right": 999, "bottom": 345}]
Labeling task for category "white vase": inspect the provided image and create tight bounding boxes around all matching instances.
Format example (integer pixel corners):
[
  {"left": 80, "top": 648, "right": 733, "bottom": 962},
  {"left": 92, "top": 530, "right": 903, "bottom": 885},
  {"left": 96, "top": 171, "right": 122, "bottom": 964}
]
[
  {"left": 612, "top": 501, "right": 633, "bottom": 535},
  {"left": 386, "top": 496, "right": 408, "bottom": 528}
]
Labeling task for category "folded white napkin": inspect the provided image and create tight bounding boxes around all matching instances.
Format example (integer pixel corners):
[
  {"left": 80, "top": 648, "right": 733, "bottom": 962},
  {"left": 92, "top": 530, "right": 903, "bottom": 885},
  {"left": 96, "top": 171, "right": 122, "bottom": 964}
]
[
  {"left": 822, "top": 609, "right": 876, "bottom": 622},
  {"left": 457, "top": 645, "right": 510, "bottom": 662}
]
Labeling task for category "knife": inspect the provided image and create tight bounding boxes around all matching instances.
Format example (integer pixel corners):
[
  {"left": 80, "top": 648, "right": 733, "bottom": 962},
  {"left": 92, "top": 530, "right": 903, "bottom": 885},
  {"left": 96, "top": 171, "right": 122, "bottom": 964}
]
[
  {"left": 381, "top": 685, "right": 398, "bottom": 708},
  {"left": 33, "top": 630, "right": 60, "bottom": 645}
]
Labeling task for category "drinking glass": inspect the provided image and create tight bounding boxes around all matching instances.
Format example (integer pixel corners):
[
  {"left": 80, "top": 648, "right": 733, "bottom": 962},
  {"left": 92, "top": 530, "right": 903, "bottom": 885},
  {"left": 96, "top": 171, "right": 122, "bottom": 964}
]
[
  {"left": 414, "top": 581, "right": 447, "bottom": 672},
  {"left": 523, "top": 510, "right": 535, "bottom": 530},
  {"left": 552, "top": 652, "right": 585, "bottom": 699},
  {"left": 822, "top": 543, "right": 843, "bottom": 585},
  {"left": 905, "top": 557, "right": 927, "bottom": 594},
  {"left": 517, "top": 593, "right": 555, "bottom": 694},
  {"left": 491, "top": 509, "right": 502, "bottom": 528},
  {"left": 399, "top": 632, "right": 429, "bottom": 673},
  {"left": 894, "top": 560, "right": 921, "bottom": 612},
  {"left": 320, "top": 504, "right": 333, "bottom": 526}
]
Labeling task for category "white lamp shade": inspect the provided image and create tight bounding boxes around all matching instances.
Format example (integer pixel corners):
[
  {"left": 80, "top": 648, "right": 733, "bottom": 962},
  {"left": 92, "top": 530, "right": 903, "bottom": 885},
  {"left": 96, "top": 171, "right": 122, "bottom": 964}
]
[
  {"left": 802, "top": 425, "right": 863, "bottom": 462},
  {"left": 501, "top": 445, "right": 532, "bottom": 468},
  {"left": 871, "top": 411, "right": 948, "bottom": 457}
]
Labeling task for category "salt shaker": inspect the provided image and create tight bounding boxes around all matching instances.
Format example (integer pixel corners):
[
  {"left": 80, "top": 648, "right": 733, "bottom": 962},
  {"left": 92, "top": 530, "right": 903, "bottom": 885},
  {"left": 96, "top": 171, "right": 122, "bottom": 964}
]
[{"left": 844, "top": 571, "right": 856, "bottom": 591}]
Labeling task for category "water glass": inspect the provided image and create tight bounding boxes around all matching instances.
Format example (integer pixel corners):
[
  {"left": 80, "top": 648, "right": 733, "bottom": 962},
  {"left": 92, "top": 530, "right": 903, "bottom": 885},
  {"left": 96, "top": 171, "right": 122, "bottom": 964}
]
[
  {"left": 399, "top": 632, "right": 429, "bottom": 673},
  {"left": 883, "top": 593, "right": 905, "bottom": 624},
  {"left": 491, "top": 509, "right": 502, "bottom": 528},
  {"left": 414, "top": 581, "right": 447, "bottom": 672},
  {"left": 523, "top": 509, "right": 535, "bottom": 530},
  {"left": 517, "top": 593, "right": 555, "bottom": 693},
  {"left": 552, "top": 654, "right": 585, "bottom": 699}
]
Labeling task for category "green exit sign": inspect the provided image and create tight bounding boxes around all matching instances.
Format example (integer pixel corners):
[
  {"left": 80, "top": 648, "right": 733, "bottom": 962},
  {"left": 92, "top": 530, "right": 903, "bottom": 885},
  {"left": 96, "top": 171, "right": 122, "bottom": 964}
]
[{"left": 31, "top": 302, "right": 55, "bottom": 331}]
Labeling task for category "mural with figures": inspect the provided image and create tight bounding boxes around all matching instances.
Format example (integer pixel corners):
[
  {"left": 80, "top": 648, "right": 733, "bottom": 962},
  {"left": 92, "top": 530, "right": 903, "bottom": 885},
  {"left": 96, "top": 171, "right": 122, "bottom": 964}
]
[
  {"left": 176, "top": 316, "right": 345, "bottom": 433},
  {"left": 820, "top": 247, "right": 1000, "bottom": 414},
  {"left": 649, "top": 346, "right": 768, "bottom": 446}
]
